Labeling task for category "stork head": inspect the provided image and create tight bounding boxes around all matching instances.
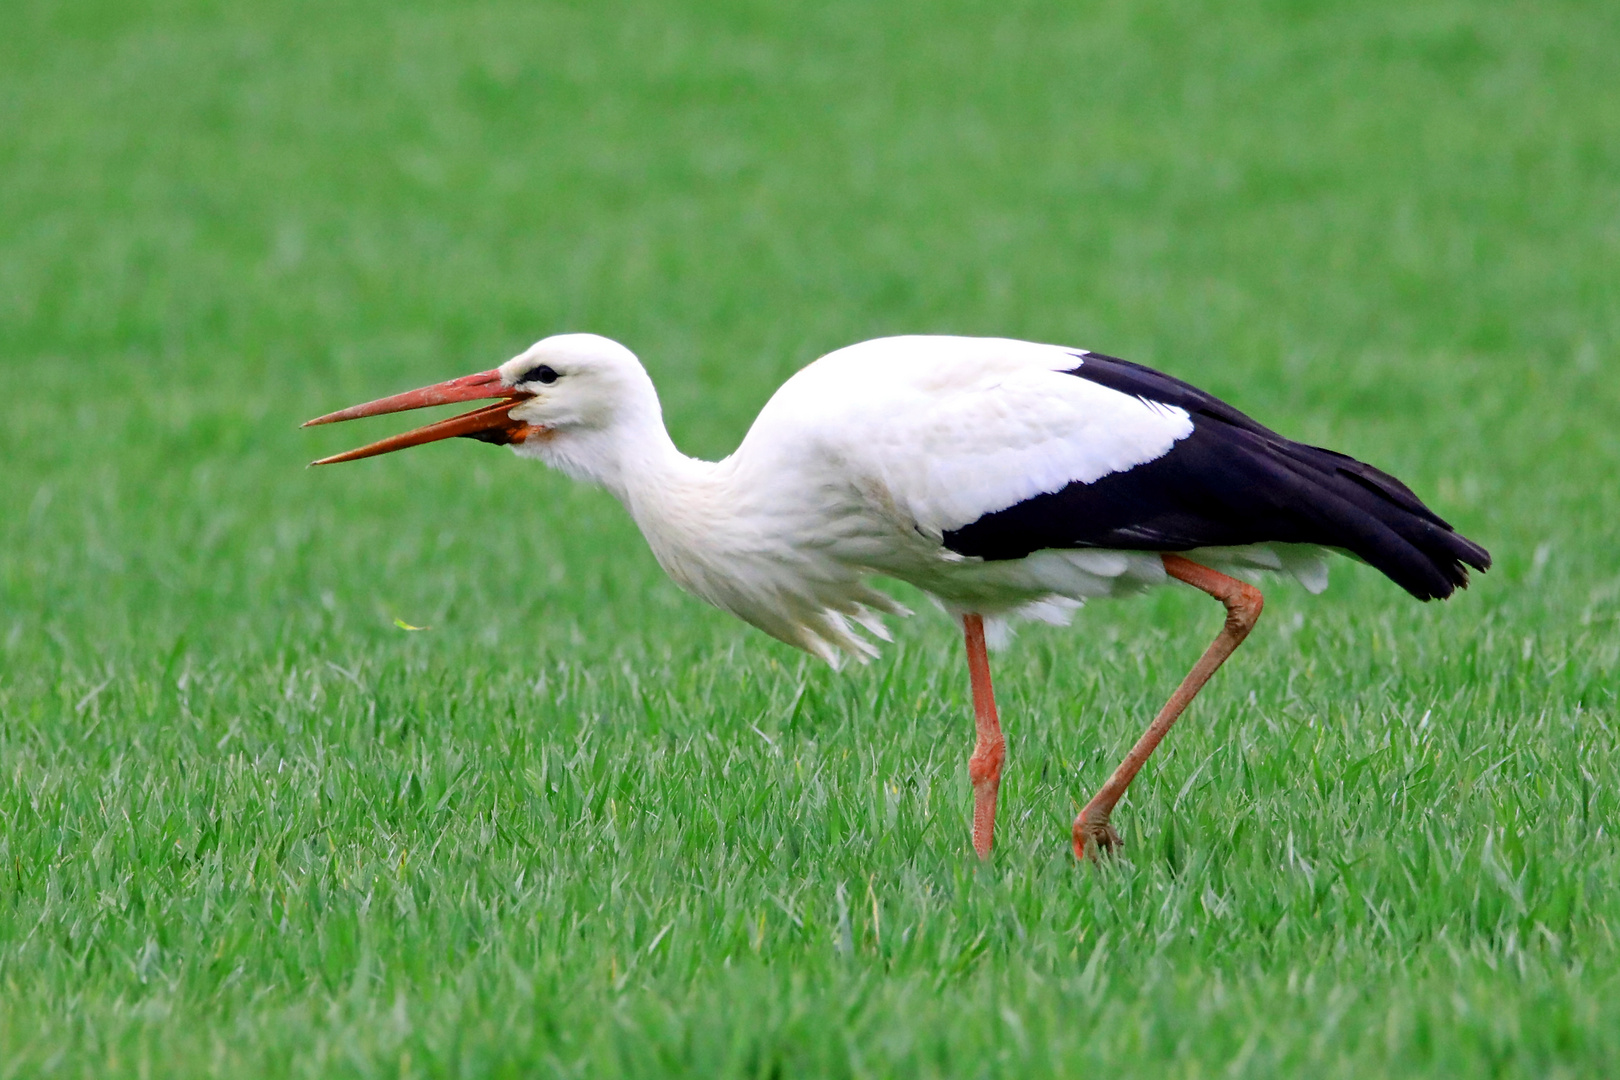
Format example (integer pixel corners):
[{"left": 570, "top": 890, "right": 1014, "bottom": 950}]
[{"left": 304, "top": 334, "right": 661, "bottom": 476}]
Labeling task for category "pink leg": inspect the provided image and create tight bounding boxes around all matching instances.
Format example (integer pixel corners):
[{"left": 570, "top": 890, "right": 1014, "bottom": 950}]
[
  {"left": 963, "top": 614, "right": 1006, "bottom": 860},
  {"left": 1074, "top": 554, "right": 1264, "bottom": 860}
]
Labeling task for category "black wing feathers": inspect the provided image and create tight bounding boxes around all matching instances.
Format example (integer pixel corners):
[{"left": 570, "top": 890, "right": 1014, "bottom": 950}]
[{"left": 941, "top": 352, "right": 1491, "bottom": 601}]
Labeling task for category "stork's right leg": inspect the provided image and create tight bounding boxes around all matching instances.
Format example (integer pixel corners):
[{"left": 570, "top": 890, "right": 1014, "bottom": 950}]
[
  {"left": 1074, "top": 555, "right": 1263, "bottom": 860},
  {"left": 963, "top": 614, "right": 1005, "bottom": 860}
]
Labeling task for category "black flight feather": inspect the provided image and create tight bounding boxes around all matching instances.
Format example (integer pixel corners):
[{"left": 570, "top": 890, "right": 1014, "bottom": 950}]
[{"left": 942, "top": 352, "right": 1491, "bottom": 601}]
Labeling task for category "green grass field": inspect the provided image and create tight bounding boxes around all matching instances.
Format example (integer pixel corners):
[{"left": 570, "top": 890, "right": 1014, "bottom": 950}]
[{"left": 4, "top": 0, "right": 1619, "bottom": 1074}]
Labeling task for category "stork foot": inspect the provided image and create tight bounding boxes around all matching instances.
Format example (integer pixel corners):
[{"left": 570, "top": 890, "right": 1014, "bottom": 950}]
[{"left": 1072, "top": 812, "right": 1122, "bottom": 861}]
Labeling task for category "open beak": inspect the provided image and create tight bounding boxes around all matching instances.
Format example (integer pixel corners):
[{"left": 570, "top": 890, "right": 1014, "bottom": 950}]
[{"left": 303, "top": 369, "right": 539, "bottom": 465}]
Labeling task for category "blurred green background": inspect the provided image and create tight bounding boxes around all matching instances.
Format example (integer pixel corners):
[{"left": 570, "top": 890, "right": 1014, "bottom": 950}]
[{"left": 2, "top": 0, "right": 1617, "bottom": 1075}]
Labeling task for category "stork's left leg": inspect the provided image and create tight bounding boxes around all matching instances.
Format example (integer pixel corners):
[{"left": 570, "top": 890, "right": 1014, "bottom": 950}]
[
  {"left": 1074, "top": 555, "right": 1263, "bottom": 860},
  {"left": 962, "top": 614, "right": 1005, "bottom": 860}
]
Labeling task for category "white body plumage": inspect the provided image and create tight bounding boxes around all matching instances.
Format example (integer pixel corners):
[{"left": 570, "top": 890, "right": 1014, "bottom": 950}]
[{"left": 503, "top": 334, "right": 1329, "bottom": 664}]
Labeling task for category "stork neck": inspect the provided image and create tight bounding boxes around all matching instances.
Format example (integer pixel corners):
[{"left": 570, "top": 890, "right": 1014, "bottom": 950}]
[
  {"left": 542, "top": 405, "right": 720, "bottom": 521},
  {"left": 599, "top": 417, "right": 744, "bottom": 594},
  {"left": 610, "top": 420, "right": 719, "bottom": 508},
  {"left": 521, "top": 377, "right": 742, "bottom": 594}
]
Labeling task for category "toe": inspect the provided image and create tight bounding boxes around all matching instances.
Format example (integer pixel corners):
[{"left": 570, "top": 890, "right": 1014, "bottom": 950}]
[{"left": 1072, "top": 816, "right": 1123, "bottom": 861}]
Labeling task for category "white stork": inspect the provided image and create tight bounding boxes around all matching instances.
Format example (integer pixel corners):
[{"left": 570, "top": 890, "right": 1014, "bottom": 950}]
[{"left": 306, "top": 334, "right": 1490, "bottom": 859}]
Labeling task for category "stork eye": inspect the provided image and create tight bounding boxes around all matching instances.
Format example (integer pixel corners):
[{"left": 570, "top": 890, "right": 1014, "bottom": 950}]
[{"left": 525, "top": 365, "right": 559, "bottom": 385}]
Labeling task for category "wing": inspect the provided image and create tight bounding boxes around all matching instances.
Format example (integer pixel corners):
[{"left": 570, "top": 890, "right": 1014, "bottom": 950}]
[
  {"left": 747, "top": 335, "right": 1192, "bottom": 531},
  {"left": 754, "top": 337, "right": 1490, "bottom": 602}
]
